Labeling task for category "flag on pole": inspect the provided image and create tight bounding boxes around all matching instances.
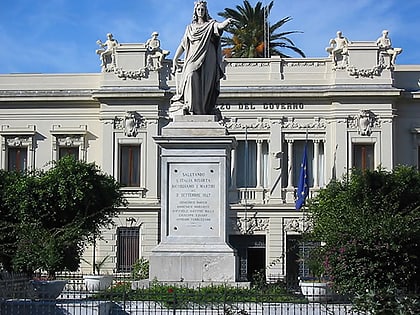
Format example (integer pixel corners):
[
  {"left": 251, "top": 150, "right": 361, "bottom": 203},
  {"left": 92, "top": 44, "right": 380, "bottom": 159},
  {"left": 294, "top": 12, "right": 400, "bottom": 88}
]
[{"left": 295, "top": 143, "right": 309, "bottom": 210}]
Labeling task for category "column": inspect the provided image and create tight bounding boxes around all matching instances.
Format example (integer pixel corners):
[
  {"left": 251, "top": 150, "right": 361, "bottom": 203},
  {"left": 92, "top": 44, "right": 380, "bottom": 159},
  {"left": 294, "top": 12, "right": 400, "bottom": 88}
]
[
  {"left": 230, "top": 147, "right": 237, "bottom": 189},
  {"left": 256, "top": 139, "right": 263, "bottom": 188},
  {"left": 285, "top": 139, "right": 295, "bottom": 203},
  {"left": 313, "top": 140, "right": 320, "bottom": 188},
  {"left": 287, "top": 140, "right": 294, "bottom": 189}
]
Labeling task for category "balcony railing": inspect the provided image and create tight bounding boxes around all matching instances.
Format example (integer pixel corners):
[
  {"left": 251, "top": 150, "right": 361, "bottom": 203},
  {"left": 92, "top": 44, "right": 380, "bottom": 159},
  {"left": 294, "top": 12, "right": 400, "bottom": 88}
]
[{"left": 229, "top": 186, "right": 321, "bottom": 205}]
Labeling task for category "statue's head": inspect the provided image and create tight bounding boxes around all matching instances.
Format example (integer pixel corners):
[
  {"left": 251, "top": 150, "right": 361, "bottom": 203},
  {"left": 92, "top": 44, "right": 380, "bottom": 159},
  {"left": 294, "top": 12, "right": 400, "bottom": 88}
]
[{"left": 193, "top": 1, "right": 212, "bottom": 22}]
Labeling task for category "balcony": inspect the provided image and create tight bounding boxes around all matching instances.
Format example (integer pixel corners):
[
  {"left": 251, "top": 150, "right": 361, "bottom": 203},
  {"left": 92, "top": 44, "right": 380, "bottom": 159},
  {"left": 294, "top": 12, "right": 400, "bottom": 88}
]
[{"left": 229, "top": 186, "right": 321, "bottom": 206}]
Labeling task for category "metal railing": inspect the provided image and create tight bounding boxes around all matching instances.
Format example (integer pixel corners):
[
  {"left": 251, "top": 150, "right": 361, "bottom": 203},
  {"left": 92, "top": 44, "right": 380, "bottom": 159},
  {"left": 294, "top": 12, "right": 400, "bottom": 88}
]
[{"left": 0, "top": 272, "right": 371, "bottom": 315}]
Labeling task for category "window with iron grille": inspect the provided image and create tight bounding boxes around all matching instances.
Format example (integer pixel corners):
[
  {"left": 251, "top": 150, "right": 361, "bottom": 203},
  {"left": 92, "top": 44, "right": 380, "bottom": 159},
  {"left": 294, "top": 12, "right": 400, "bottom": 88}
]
[
  {"left": 119, "top": 145, "right": 141, "bottom": 187},
  {"left": 117, "top": 227, "right": 140, "bottom": 272}
]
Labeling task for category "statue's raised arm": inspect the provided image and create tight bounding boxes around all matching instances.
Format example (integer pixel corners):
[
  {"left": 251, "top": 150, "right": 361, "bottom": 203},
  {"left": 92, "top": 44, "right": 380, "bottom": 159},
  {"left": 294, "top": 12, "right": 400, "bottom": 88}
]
[{"left": 170, "top": 1, "right": 232, "bottom": 116}]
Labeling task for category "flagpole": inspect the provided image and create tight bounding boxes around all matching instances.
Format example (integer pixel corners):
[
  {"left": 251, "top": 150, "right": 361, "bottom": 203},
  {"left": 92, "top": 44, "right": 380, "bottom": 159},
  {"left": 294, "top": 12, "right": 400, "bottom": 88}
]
[{"left": 298, "top": 130, "right": 310, "bottom": 279}]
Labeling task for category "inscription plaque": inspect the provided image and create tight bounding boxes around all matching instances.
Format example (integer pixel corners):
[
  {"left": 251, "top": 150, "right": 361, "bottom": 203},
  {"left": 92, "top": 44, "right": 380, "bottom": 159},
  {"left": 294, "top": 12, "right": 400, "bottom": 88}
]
[{"left": 169, "top": 163, "right": 219, "bottom": 237}]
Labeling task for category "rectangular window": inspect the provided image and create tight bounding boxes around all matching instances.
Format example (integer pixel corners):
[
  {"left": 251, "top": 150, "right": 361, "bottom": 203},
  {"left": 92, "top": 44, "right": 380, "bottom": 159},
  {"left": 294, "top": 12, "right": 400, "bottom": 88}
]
[
  {"left": 120, "top": 145, "right": 141, "bottom": 187},
  {"left": 117, "top": 227, "right": 140, "bottom": 272},
  {"left": 293, "top": 141, "right": 313, "bottom": 187},
  {"left": 353, "top": 144, "right": 374, "bottom": 170},
  {"left": 8, "top": 147, "right": 28, "bottom": 171},
  {"left": 236, "top": 140, "right": 257, "bottom": 188},
  {"left": 59, "top": 147, "right": 79, "bottom": 160},
  {"left": 298, "top": 241, "right": 321, "bottom": 278}
]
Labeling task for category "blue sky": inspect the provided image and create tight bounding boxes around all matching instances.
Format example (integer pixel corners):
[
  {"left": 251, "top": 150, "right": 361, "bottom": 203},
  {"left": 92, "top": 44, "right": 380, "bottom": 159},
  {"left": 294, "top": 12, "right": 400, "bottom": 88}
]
[{"left": 1, "top": 0, "right": 419, "bottom": 74}]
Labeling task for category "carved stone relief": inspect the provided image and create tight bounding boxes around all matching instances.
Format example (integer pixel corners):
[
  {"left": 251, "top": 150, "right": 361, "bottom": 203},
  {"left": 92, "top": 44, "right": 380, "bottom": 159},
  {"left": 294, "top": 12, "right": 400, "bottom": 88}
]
[
  {"left": 231, "top": 216, "right": 269, "bottom": 235},
  {"left": 5, "top": 136, "right": 33, "bottom": 151},
  {"left": 284, "top": 217, "right": 312, "bottom": 233},
  {"left": 282, "top": 117, "right": 326, "bottom": 129},
  {"left": 347, "top": 65, "right": 384, "bottom": 78},
  {"left": 227, "top": 62, "right": 270, "bottom": 68},
  {"left": 348, "top": 110, "right": 379, "bottom": 136},
  {"left": 114, "top": 111, "right": 146, "bottom": 136},
  {"left": 111, "top": 67, "right": 149, "bottom": 80},
  {"left": 55, "top": 135, "right": 84, "bottom": 149},
  {"left": 224, "top": 117, "right": 271, "bottom": 130}
]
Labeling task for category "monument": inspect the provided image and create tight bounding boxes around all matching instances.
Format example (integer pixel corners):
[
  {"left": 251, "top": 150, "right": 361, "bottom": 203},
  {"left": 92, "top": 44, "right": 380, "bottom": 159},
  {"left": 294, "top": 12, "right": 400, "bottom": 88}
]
[{"left": 149, "top": 1, "right": 238, "bottom": 283}]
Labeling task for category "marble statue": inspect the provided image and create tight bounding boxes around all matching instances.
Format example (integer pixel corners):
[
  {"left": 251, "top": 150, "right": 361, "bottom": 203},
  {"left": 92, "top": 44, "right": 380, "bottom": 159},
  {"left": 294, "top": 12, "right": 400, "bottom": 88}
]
[
  {"left": 96, "top": 33, "right": 119, "bottom": 70},
  {"left": 326, "top": 31, "right": 349, "bottom": 68},
  {"left": 170, "top": 1, "right": 233, "bottom": 115},
  {"left": 145, "top": 31, "right": 170, "bottom": 70},
  {"left": 376, "top": 30, "right": 402, "bottom": 68}
]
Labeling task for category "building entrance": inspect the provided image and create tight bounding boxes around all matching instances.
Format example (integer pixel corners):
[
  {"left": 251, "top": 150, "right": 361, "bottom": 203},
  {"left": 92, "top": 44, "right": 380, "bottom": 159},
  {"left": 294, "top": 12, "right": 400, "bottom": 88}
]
[
  {"left": 247, "top": 247, "right": 265, "bottom": 282},
  {"left": 286, "top": 235, "right": 301, "bottom": 288},
  {"left": 229, "top": 235, "right": 266, "bottom": 282}
]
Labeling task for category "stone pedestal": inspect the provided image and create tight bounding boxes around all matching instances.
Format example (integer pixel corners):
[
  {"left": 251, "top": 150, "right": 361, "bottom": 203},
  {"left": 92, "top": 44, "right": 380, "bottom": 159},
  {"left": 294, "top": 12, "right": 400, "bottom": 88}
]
[{"left": 150, "top": 115, "right": 238, "bottom": 283}]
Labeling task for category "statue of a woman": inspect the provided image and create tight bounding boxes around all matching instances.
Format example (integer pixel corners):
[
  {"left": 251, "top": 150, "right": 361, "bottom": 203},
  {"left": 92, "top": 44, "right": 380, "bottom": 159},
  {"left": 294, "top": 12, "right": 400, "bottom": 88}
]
[{"left": 171, "top": 1, "right": 232, "bottom": 115}]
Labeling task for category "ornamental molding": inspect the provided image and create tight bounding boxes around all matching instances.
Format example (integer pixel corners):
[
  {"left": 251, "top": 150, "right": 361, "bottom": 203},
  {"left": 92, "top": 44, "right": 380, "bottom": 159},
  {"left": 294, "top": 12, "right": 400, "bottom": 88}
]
[
  {"left": 347, "top": 110, "right": 380, "bottom": 136},
  {"left": 282, "top": 117, "right": 326, "bottom": 129},
  {"left": 108, "top": 67, "right": 149, "bottom": 80},
  {"left": 114, "top": 111, "right": 147, "bottom": 136},
  {"left": 284, "top": 61, "right": 326, "bottom": 67},
  {"left": 0, "top": 125, "right": 36, "bottom": 151},
  {"left": 0, "top": 90, "right": 93, "bottom": 97},
  {"left": 6, "top": 136, "right": 31, "bottom": 148},
  {"left": 50, "top": 125, "right": 88, "bottom": 152},
  {"left": 284, "top": 217, "right": 312, "bottom": 233},
  {"left": 231, "top": 216, "right": 269, "bottom": 235},
  {"left": 224, "top": 118, "right": 271, "bottom": 130},
  {"left": 56, "top": 136, "right": 84, "bottom": 147},
  {"left": 227, "top": 62, "right": 270, "bottom": 68},
  {"left": 346, "top": 64, "right": 385, "bottom": 78}
]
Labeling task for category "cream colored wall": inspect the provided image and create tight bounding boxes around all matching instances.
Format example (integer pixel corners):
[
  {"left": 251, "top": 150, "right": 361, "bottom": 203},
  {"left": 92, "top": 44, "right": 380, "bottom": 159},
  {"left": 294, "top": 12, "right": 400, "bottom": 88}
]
[{"left": 0, "top": 38, "right": 419, "bottom": 277}]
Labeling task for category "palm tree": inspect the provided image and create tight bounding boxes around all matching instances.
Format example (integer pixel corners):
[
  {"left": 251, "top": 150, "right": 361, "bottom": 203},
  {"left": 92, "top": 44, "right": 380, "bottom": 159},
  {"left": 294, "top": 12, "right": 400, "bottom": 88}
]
[{"left": 218, "top": 0, "right": 305, "bottom": 58}]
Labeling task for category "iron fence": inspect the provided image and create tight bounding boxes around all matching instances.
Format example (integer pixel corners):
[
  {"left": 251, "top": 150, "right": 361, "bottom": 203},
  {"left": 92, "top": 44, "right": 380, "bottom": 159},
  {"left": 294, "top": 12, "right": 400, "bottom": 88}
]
[{"left": 0, "top": 272, "right": 371, "bottom": 315}]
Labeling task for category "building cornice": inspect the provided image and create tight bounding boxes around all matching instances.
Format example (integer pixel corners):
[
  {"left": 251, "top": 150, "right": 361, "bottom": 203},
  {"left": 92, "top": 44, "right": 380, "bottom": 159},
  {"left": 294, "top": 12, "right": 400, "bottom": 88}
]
[{"left": 0, "top": 89, "right": 96, "bottom": 102}]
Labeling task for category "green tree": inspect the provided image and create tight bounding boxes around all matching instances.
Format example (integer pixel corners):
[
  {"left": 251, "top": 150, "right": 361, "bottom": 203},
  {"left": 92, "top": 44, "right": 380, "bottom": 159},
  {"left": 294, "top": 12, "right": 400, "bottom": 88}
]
[
  {"left": 0, "top": 170, "right": 23, "bottom": 270},
  {"left": 306, "top": 166, "right": 420, "bottom": 313},
  {"left": 0, "top": 157, "right": 126, "bottom": 277},
  {"left": 218, "top": 0, "right": 305, "bottom": 58}
]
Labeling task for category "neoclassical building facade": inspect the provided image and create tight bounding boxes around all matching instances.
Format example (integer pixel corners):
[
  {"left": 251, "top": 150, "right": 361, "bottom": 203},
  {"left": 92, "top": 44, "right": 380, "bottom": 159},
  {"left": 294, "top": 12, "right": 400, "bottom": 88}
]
[{"left": 0, "top": 31, "right": 419, "bottom": 282}]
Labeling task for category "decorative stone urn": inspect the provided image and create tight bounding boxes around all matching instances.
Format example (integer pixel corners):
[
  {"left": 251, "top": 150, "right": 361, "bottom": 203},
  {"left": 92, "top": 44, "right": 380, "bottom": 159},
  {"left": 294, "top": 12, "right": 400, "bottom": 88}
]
[
  {"left": 299, "top": 280, "right": 333, "bottom": 302},
  {"left": 30, "top": 279, "right": 68, "bottom": 299},
  {"left": 83, "top": 275, "right": 113, "bottom": 292}
]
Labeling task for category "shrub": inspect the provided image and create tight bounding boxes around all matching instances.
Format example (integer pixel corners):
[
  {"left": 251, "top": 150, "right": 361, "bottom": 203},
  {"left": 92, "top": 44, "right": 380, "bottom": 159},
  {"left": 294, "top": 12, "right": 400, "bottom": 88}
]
[{"left": 305, "top": 166, "right": 420, "bottom": 313}]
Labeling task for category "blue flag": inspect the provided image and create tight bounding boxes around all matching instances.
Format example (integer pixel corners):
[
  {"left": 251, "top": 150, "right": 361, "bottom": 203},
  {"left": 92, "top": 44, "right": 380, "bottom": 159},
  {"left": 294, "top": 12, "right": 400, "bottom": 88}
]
[{"left": 295, "top": 143, "right": 309, "bottom": 210}]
